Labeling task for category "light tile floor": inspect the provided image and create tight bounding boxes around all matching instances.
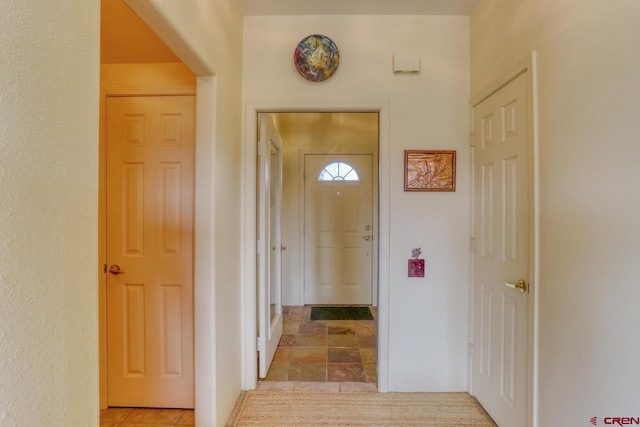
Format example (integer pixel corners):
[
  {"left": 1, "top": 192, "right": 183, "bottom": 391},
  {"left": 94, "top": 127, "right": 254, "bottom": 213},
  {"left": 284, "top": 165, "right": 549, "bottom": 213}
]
[
  {"left": 100, "top": 407, "right": 194, "bottom": 427},
  {"left": 263, "top": 305, "right": 377, "bottom": 384}
]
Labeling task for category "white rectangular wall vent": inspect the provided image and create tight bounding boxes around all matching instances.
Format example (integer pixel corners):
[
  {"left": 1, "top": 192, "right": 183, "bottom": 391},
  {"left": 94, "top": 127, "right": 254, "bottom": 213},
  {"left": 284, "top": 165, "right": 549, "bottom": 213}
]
[{"left": 393, "top": 54, "right": 421, "bottom": 74}]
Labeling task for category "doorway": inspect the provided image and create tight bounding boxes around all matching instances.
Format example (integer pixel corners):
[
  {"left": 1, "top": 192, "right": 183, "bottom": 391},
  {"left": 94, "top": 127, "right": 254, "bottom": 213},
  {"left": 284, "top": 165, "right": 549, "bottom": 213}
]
[
  {"left": 469, "top": 54, "right": 538, "bottom": 427},
  {"left": 104, "top": 94, "right": 195, "bottom": 408},
  {"left": 243, "top": 102, "right": 391, "bottom": 392},
  {"left": 251, "top": 110, "right": 384, "bottom": 386}
]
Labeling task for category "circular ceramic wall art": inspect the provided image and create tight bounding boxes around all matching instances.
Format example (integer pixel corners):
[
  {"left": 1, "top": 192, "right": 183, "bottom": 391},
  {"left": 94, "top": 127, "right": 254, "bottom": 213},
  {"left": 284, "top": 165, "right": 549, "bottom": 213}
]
[{"left": 294, "top": 34, "right": 340, "bottom": 82}]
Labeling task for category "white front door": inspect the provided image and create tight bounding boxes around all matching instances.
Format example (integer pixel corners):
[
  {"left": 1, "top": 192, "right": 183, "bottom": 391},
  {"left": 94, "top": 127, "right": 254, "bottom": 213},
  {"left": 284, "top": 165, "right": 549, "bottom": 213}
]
[
  {"left": 304, "top": 154, "right": 373, "bottom": 305},
  {"left": 106, "top": 96, "right": 195, "bottom": 408},
  {"left": 471, "top": 72, "right": 530, "bottom": 426},
  {"left": 257, "top": 114, "right": 283, "bottom": 378}
]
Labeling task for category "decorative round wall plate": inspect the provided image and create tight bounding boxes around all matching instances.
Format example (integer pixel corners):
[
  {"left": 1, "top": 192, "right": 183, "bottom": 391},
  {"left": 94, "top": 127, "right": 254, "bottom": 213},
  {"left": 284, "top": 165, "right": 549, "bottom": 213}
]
[{"left": 294, "top": 34, "right": 340, "bottom": 82}]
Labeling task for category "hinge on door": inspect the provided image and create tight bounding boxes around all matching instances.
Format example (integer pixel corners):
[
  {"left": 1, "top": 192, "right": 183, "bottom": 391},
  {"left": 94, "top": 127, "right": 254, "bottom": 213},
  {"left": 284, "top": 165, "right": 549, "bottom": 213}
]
[
  {"left": 257, "top": 337, "right": 265, "bottom": 352},
  {"left": 103, "top": 263, "right": 107, "bottom": 273},
  {"left": 470, "top": 237, "right": 477, "bottom": 253},
  {"left": 257, "top": 240, "right": 264, "bottom": 255},
  {"left": 468, "top": 343, "right": 475, "bottom": 360},
  {"left": 469, "top": 131, "right": 476, "bottom": 147}
]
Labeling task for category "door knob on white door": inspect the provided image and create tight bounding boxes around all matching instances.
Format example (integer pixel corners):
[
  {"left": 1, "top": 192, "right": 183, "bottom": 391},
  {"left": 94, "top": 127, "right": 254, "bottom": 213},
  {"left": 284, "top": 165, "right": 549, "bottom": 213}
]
[{"left": 505, "top": 279, "right": 528, "bottom": 293}]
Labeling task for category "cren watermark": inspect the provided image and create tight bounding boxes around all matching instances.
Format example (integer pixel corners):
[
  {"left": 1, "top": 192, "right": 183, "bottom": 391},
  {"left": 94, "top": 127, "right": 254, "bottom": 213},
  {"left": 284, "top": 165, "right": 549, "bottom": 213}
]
[{"left": 590, "top": 417, "right": 640, "bottom": 426}]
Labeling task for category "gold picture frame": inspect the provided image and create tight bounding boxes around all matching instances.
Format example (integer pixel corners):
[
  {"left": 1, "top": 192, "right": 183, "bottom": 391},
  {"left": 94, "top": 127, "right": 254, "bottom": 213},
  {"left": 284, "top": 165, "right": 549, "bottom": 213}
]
[{"left": 404, "top": 150, "right": 456, "bottom": 192}]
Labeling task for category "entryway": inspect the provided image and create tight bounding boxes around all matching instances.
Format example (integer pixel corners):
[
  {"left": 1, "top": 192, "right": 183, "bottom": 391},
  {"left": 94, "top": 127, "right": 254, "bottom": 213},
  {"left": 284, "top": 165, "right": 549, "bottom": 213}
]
[
  {"left": 261, "top": 305, "right": 378, "bottom": 385},
  {"left": 251, "top": 110, "right": 384, "bottom": 387}
]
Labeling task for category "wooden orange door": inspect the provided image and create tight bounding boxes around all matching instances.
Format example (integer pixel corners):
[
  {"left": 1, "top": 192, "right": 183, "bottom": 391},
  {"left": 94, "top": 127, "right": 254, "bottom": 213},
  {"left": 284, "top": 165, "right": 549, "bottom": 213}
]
[{"left": 106, "top": 95, "right": 195, "bottom": 408}]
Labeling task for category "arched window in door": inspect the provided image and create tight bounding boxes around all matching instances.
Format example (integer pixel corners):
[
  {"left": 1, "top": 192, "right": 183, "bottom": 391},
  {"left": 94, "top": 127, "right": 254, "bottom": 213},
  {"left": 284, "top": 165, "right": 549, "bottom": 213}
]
[{"left": 318, "top": 161, "right": 359, "bottom": 181}]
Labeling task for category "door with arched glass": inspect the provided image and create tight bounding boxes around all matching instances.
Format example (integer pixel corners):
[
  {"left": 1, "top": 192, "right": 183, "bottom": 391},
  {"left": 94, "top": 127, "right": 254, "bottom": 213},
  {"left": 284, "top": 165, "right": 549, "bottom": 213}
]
[{"left": 303, "top": 154, "right": 373, "bottom": 304}]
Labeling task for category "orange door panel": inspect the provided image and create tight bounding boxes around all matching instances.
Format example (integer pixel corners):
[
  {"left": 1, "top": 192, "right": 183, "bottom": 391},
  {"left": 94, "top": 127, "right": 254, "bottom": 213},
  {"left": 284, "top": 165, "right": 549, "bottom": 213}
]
[{"left": 106, "top": 95, "right": 195, "bottom": 408}]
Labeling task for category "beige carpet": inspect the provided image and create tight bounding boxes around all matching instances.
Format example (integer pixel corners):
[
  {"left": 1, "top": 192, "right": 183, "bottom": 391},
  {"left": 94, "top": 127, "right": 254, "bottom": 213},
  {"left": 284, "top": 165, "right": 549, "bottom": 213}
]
[{"left": 229, "top": 391, "right": 497, "bottom": 426}]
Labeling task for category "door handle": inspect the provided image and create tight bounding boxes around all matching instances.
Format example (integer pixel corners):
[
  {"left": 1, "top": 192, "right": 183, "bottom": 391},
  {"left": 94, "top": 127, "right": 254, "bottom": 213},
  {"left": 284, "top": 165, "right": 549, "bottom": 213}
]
[
  {"left": 362, "top": 235, "right": 372, "bottom": 241},
  {"left": 109, "top": 264, "right": 125, "bottom": 275},
  {"left": 505, "top": 279, "right": 528, "bottom": 293}
]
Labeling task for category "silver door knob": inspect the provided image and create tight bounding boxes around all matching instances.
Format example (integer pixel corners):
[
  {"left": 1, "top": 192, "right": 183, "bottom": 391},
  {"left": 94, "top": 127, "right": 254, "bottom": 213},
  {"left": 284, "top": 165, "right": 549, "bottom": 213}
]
[
  {"left": 505, "top": 279, "right": 528, "bottom": 293},
  {"left": 109, "top": 264, "right": 125, "bottom": 275},
  {"left": 362, "top": 235, "right": 372, "bottom": 241}
]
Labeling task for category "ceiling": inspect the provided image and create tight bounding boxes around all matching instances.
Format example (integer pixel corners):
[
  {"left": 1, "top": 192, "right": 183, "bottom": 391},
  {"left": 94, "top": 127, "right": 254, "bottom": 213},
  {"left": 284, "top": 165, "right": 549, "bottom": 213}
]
[
  {"left": 237, "top": 0, "right": 481, "bottom": 16},
  {"left": 101, "top": 0, "right": 481, "bottom": 65}
]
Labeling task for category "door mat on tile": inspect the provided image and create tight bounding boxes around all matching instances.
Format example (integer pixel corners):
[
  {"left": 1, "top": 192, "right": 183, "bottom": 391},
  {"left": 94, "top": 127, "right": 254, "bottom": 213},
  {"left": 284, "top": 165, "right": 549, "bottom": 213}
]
[{"left": 310, "top": 306, "right": 373, "bottom": 321}]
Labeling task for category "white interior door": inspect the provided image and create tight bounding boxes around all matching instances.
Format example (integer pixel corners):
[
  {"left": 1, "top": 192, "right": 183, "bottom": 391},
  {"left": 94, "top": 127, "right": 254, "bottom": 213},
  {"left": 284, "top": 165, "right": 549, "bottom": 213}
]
[
  {"left": 471, "top": 72, "right": 530, "bottom": 427},
  {"left": 257, "top": 114, "right": 283, "bottom": 378},
  {"left": 304, "top": 154, "right": 373, "bottom": 305},
  {"left": 106, "top": 95, "right": 195, "bottom": 408}
]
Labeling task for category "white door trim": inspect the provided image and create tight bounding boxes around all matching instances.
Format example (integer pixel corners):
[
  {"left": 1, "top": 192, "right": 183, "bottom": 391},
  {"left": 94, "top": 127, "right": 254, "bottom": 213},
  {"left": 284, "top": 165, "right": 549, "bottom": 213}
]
[
  {"left": 469, "top": 52, "right": 539, "bottom": 427},
  {"left": 299, "top": 150, "right": 380, "bottom": 307},
  {"left": 242, "top": 101, "right": 391, "bottom": 392}
]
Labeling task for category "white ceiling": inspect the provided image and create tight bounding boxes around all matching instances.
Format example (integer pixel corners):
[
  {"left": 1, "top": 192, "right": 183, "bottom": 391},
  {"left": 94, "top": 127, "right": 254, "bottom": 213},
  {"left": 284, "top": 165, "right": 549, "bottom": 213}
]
[{"left": 237, "top": 0, "right": 481, "bottom": 16}]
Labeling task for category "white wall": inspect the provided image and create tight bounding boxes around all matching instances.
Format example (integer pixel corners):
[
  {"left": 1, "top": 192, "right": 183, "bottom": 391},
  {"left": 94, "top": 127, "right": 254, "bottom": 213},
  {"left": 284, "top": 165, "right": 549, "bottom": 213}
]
[
  {"left": 471, "top": 1, "right": 640, "bottom": 424},
  {"left": 0, "top": 1, "right": 99, "bottom": 425},
  {"left": 244, "top": 15, "right": 470, "bottom": 391},
  {"left": 126, "top": 1, "right": 244, "bottom": 425}
]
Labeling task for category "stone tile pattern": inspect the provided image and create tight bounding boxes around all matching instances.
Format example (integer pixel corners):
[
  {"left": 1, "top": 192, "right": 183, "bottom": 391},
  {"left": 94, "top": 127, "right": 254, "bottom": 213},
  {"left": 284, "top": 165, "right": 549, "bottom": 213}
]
[
  {"left": 265, "top": 305, "right": 377, "bottom": 384},
  {"left": 100, "top": 407, "right": 194, "bottom": 427}
]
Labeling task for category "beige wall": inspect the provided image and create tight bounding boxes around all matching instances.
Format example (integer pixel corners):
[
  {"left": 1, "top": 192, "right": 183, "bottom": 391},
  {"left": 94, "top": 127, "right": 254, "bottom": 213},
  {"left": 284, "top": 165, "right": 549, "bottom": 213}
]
[
  {"left": 244, "top": 15, "right": 471, "bottom": 391},
  {"left": 471, "top": 0, "right": 640, "bottom": 424},
  {"left": 0, "top": 0, "right": 100, "bottom": 425}
]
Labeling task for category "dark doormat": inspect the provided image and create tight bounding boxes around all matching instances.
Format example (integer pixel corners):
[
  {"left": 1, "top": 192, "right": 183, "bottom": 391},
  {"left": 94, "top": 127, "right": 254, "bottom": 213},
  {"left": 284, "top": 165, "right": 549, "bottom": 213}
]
[{"left": 310, "top": 306, "right": 374, "bottom": 321}]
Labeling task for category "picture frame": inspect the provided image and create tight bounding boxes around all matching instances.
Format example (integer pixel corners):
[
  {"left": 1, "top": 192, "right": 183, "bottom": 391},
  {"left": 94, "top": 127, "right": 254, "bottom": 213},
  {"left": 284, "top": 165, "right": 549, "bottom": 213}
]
[{"left": 404, "top": 150, "right": 456, "bottom": 192}]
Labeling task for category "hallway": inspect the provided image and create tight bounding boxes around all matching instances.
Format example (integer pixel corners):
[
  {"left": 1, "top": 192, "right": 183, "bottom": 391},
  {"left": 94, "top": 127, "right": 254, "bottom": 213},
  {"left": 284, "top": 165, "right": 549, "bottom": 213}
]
[{"left": 262, "top": 306, "right": 377, "bottom": 385}]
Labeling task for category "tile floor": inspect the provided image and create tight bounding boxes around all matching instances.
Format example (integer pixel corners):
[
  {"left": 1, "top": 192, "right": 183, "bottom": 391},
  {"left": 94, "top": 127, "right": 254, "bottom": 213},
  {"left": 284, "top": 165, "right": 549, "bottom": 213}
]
[
  {"left": 100, "top": 407, "right": 194, "bottom": 427},
  {"left": 262, "top": 305, "right": 377, "bottom": 384}
]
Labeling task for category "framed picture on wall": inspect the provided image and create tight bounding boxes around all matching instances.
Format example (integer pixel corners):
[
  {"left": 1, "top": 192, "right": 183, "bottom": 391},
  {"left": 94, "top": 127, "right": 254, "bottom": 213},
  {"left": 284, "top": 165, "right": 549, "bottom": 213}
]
[{"left": 404, "top": 150, "right": 456, "bottom": 192}]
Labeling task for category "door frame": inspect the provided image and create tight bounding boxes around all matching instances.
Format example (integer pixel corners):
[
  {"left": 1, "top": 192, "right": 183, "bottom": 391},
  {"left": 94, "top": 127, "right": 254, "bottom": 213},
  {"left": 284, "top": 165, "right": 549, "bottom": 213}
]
[
  {"left": 300, "top": 152, "right": 379, "bottom": 306},
  {"left": 242, "top": 101, "right": 391, "bottom": 392},
  {"left": 468, "top": 52, "right": 539, "bottom": 427},
  {"left": 99, "top": 64, "right": 197, "bottom": 409}
]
